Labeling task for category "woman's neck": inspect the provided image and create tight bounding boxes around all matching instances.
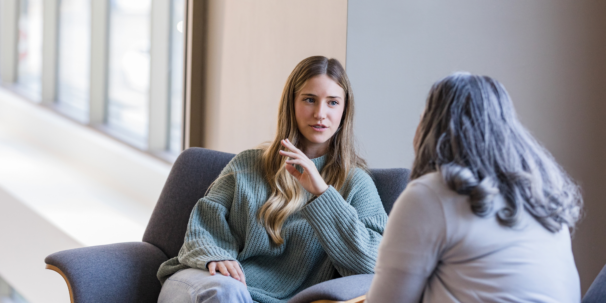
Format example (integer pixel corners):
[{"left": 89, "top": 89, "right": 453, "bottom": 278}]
[{"left": 300, "top": 140, "right": 329, "bottom": 159}]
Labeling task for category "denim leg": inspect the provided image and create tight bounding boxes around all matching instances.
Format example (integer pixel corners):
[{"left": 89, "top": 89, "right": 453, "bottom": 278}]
[{"left": 158, "top": 268, "right": 253, "bottom": 303}]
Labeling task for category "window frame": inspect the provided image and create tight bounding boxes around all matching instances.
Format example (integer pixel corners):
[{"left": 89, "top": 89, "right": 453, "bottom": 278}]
[{"left": 0, "top": 0, "right": 189, "bottom": 163}]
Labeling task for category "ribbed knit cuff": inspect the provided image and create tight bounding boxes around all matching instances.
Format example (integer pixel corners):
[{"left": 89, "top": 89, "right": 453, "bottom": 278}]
[
  {"left": 203, "top": 258, "right": 244, "bottom": 273},
  {"left": 301, "top": 186, "right": 358, "bottom": 231},
  {"left": 179, "top": 244, "right": 238, "bottom": 269},
  {"left": 200, "top": 256, "right": 238, "bottom": 269}
]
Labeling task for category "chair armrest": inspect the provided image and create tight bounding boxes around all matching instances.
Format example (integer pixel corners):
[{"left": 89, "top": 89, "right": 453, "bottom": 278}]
[
  {"left": 288, "top": 274, "right": 373, "bottom": 303},
  {"left": 45, "top": 242, "right": 168, "bottom": 303}
]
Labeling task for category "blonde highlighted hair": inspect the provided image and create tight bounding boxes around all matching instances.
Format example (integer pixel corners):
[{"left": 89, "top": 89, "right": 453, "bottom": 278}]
[{"left": 259, "top": 56, "right": 366, "bottom": 245}]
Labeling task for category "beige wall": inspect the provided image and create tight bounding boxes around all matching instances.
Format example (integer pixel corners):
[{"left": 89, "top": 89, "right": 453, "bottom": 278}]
[
  {"left": 201, "top": 0, "right": 348, "bottom": 153},
  {"left": 346, "top": 0, "right": 606, "bottom": 294}
]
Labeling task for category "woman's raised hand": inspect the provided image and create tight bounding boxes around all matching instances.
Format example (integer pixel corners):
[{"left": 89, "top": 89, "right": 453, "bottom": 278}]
[
  {"left": 279, "top": 139, "right": 329, "bottom": 196},
  {"left": 208, "top": 261, "right": 246, "bottom": 286}
]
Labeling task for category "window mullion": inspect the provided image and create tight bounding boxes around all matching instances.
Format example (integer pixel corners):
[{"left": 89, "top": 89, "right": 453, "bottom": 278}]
[
  {"left": 41, "top": 0, "right": 59, "bottom": 105},
  {"left": 89, "top": 0, "right": 108, "bottom": 125},
  {"left": 148, "top": 0, "right": 171, "bottom": 152},
  {"left": 0, "top": 0, "right": 19, "bottom": 84}
]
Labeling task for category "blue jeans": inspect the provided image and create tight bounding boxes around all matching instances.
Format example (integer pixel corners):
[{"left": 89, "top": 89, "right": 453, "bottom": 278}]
[{"left": 158, "top": 268, "right": 254, "bottom": 303}]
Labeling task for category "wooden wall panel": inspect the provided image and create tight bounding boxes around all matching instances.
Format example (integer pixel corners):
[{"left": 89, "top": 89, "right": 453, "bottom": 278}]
[{"left": 197, "top": 0, "right": 348, "bottom": 153}]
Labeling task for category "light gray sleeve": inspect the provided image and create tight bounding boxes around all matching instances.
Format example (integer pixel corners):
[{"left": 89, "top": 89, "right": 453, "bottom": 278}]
[{"left": 366, "top": 181, "right": 448, "bottom": 303}]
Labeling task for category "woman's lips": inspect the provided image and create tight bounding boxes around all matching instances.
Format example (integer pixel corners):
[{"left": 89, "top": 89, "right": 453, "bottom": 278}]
[{"left": 311, "top": 125, "right": 329, "bottom": 132}]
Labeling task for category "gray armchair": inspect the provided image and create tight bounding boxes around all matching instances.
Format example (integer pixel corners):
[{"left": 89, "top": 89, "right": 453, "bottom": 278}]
[{"left": 45, "top": 147, "right": 410, "bottom": 303}]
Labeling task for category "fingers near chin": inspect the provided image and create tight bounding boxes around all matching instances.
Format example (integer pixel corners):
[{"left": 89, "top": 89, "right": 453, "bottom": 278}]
[
  {"left": 282, "top": 139, "right": 300, "bottom": 151},
  {"left": 284, "top": 164, "right": 298, "bottom": 175}
]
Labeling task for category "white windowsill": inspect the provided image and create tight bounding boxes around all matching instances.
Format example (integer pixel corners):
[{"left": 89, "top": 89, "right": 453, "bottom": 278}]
[{"left": 0, "top": 88, "right": 172, "bottom": 303}]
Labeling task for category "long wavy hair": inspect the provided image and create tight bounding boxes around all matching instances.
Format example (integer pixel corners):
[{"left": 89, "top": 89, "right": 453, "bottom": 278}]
[
  {"left": 259, "top": 56, "right": 366, "bottom": 245},
  {"left": 411, "top": 72, "right": 582, "bottom": 232}
]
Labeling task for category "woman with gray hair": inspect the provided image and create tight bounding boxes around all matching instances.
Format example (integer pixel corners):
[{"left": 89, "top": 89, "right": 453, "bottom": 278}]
[{"left": 366, "top": 73, "right": 583, "bottom": 303}]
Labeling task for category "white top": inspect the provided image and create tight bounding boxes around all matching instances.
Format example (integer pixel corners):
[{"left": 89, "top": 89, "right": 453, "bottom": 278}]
[{"left": 366, "top": 172, "right": 580, "bottom": 303}]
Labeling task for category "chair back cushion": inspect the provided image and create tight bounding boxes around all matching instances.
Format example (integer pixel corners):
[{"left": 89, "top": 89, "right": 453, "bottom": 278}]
[
  {"left": 143, "top": 148, "right": 235, "bottom": 258},
  {"left": 369, "top": 168, "right": 410, "bottom": 215},
  {"left": 144, "top": 148, "right": 410, "bottom": 259}
]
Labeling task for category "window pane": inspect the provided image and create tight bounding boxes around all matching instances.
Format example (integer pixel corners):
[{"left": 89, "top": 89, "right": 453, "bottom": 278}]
[
  {"left": 57, "top": 0, "right": 91, "bottom": 122},
  {"left": 168, "top": 0, "right": 185, "bottom": 153},
  {"left": 107, "top": 0, "right": 151, "bottom": 147},
  {"left": 17, "top": 0, "right": 43, "bottom": 101}
]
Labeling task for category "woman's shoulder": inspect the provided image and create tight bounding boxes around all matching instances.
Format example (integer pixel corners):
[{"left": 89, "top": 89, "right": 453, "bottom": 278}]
[
  {"left": 218, "top": 149, "right": 265, "bottom": 176},
  {"left": 403, "top": 172, "right": 487, "bottom": 219},
  {"left": 350, "top": 166, "right": 372, "bottom": 179},
  {"left": 390, "top": 172, "right": 450, "bottom": 230},
  {"left": 394, "top": 172, "right": 457, "bottom": 215},
  {"left": 233, "top": 148, "right": 264, "bottom": 160},
  {"left": 399, "top": 172, "right": 442, "bottom": 200},
  {"left": 340, "top": 167, "right": 382, "bottom": 203},
  {"left": 227, "top": 148, "right": 264, "bottom": 165},
  {"left": 408, "top": 171, "right": 452, "bottom": 198},
  {"left": 346, "top": 167, "right": 377, "bottom": 190}
]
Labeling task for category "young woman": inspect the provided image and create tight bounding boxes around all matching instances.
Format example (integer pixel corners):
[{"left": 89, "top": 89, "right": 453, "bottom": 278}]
[
  {"left": 157, "top": 56, "right": 387, "bottom": 303},
  {"left": 366, "top": 73, "right": 583, "bottom": 303}
]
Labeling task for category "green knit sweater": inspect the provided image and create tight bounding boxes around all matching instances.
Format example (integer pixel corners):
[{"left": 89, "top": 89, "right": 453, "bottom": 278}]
[{"left": 157, "top": 149, "right": 387, "bottom": 303}]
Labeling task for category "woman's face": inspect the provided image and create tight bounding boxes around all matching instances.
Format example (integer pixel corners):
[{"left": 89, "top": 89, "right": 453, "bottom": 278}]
[{"left": 294, "top": 74, "right": 345, "bottom": 155}]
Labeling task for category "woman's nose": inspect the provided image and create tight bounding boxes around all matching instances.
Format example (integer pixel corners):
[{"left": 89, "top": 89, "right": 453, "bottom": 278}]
[{"left": 314, "top": 103, "right": 327, "bottom": 120}]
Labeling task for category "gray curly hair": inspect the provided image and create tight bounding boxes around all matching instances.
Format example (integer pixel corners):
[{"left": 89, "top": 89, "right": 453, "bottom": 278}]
[{"left": 411, "top": 72, "right": 583, "bottom": 232}]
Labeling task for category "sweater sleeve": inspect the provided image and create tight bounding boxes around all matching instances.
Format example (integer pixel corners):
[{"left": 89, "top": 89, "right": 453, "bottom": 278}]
[
  {"left": 176, "top": 163, "right": 241, "bottom": 270},
  {"left": 300, "top": 169, "right": 388, "bottom": 276},
  {"left": 365, "top": 181, "right": 447, "bottom": 303}
]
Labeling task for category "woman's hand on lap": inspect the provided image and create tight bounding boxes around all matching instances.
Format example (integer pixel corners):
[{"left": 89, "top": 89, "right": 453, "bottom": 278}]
[
  {"left": 279, "top": 139, "right": 329, "bottom": 196},
  {"left": 208, "top": 261, "right": 246, "bottom": 286}
]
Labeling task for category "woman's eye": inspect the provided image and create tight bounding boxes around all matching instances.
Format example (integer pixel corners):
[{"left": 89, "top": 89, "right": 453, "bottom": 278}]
[
  {"left": 329, "top": 100, "right": 339, "bottom": 106},
  {"left": 304, "top": 98, "right": 314, "bottom": 103}
]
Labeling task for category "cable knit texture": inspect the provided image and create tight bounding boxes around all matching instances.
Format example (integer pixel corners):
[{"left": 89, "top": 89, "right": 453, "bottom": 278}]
[{"left": 157, "top": 149, "right": 387, "bottom": 303}]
